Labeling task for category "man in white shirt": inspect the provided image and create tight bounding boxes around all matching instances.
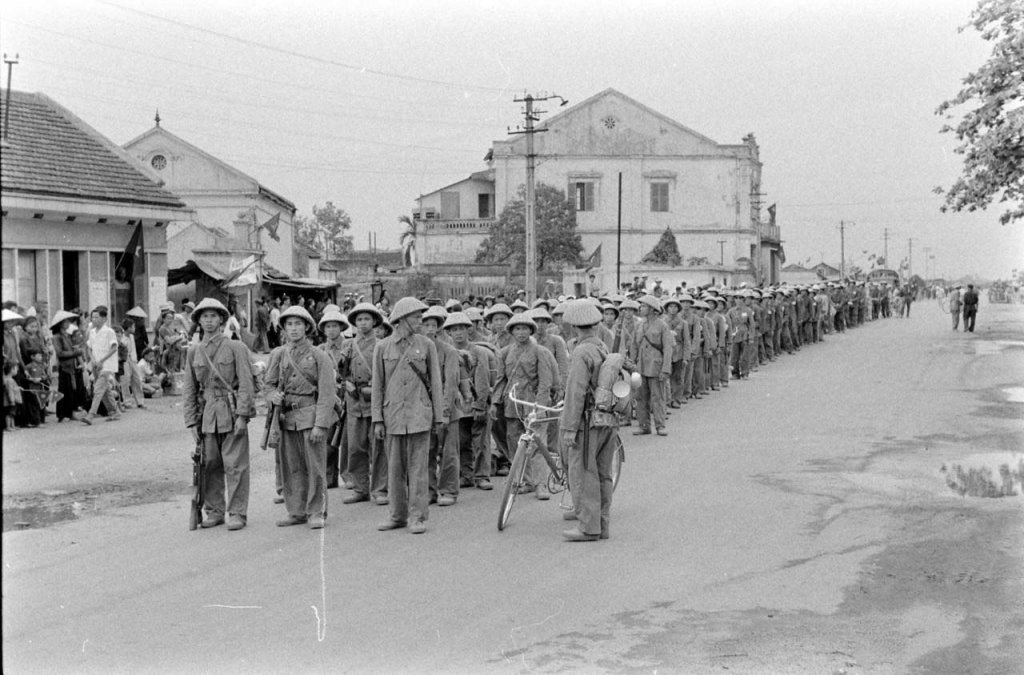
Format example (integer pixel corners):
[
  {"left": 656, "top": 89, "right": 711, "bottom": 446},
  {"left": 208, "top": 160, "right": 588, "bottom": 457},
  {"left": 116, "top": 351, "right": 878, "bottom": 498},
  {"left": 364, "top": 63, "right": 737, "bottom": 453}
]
[{"left": 83, "top": 305, "right": 121, "bottom": 424}]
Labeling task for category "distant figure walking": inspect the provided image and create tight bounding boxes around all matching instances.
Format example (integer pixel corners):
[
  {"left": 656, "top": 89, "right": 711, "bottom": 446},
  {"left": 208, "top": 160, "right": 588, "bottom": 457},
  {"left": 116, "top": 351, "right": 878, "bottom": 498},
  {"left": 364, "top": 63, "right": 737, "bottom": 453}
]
[
  {"left": 962, "top": 284, "right": 979, "bottom": 333},
  {"left": 948, "top": 284, "right": 962, "bottom": 330}
]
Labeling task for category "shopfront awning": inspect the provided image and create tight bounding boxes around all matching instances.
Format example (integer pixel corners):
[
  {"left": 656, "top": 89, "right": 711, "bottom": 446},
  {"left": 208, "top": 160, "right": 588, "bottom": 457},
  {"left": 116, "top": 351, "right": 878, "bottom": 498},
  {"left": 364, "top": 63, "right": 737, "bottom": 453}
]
[
  {"left": 167, "top": 259, "right": 229, "bottom": 286},
  {"left": 261, "top": 276, "right": 339, "bottom": 291}
]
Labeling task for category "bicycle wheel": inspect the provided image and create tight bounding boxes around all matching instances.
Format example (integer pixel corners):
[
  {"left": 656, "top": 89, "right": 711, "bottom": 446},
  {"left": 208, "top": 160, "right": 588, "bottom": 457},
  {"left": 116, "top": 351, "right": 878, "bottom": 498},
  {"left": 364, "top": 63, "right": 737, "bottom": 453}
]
[
  {"left": 497, "top": 440, "right": 529, "bottom": 531},
  {"left": 611, "top": 434, "right": 624, "bottom": 491}
]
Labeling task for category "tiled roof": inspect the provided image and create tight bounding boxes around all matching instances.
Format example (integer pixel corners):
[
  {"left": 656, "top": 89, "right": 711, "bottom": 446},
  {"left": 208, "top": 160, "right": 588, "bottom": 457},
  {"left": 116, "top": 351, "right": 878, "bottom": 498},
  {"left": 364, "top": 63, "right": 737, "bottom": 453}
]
[{"left": 0, "top": 90, "right": 185, "bottom": 209}]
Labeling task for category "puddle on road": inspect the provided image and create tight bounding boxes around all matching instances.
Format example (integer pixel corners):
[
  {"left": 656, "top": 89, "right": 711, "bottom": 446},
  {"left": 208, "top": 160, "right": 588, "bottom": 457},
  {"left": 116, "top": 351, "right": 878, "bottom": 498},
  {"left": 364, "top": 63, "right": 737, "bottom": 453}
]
[
  {"left": 941, "top": 452, "right": 1024, "bottom": 498},
  {"left": 4, "top": 503, "right": 81, "bottom": 530},
  {"left": 3, "top": 481, "right": 186, "bottom": 532},
  {"left": 972, "top": 340, "right": 1024, "bottom": 356},
  {"left": 1003, "top": 387, "right": 1024, "bottom": 403}
]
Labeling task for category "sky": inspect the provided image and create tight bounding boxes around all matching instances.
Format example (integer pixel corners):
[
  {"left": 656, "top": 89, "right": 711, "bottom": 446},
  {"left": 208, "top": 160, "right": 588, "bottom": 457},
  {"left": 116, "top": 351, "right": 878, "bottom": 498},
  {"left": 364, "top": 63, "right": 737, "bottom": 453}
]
[{"left": 2, "top": 0, "right": 1021, "bottom": 281}]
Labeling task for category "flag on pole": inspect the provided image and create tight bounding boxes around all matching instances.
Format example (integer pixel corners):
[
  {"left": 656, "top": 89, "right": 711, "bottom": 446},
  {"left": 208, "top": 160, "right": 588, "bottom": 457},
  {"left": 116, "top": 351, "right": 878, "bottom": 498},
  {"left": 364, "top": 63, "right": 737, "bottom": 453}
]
[
  {"left": 115, "top": 222, "right": 145, "bottom": 280},
  {"left": 261, "top": 213, "right": 281, "bottom": 242},
  {"left": 584, "top": 243, "right": 602, "bottom": 271}
]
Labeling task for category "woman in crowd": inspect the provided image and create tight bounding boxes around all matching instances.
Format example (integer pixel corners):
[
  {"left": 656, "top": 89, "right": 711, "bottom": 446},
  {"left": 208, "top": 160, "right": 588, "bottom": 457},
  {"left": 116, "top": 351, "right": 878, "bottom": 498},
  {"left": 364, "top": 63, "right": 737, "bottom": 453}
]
[{"left": 51, "top": 310, "right": 86, "bottom": 422}]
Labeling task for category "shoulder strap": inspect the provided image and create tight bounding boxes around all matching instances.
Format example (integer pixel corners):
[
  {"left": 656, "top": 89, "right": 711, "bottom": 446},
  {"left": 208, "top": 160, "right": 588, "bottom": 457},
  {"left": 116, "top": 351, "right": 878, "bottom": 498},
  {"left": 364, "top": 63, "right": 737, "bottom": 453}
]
[
  {"left": 284, "top": 345, "right": 318, "bottom": 388},
  {"left": 198, "top": 340, "right": 234, "bottom": 391}
]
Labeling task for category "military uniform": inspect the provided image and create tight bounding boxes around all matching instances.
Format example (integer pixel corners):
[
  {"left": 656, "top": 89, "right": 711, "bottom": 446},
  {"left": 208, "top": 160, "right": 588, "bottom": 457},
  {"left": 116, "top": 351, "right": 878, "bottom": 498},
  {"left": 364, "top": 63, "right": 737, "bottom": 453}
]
[
  {"left": 183, "top": 331, "right": 255, "bottom": 526},
  {"left": 319, "top": 334, "right": 347, "bottom": 489},
  {"left": 561, "top": 334, "right": 618, "bottom": 540},
  {"left": 630, "top": 311, "right": 672, "bottom": 433},
  {"left": 427, "top": 330, "right": 461, "bottom": 503},
  {"left": 371, "top": 328, "right": 443, "bottom": 529},
  {"left": 665, "top": 309, "right": 689, "bottom": 406},
  {"left": 494, "top": 337, "right": 554, "bottom": 488},
  {"left": 338, "top": 331, "right": 385, "bottom": 501},
  {"left": 264, "top": 337, "right": 338, "bottom": 525}
]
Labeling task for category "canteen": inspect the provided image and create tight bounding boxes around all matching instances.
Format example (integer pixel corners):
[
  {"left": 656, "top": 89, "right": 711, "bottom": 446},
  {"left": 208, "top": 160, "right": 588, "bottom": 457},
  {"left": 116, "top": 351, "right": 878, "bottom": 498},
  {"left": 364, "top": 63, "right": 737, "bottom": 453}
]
[
  {"left": 629, "top": 371, "right": 642, "bottom": 390},
  {"left": 612, "top": 379, "right": 632, "bottom": 398}
]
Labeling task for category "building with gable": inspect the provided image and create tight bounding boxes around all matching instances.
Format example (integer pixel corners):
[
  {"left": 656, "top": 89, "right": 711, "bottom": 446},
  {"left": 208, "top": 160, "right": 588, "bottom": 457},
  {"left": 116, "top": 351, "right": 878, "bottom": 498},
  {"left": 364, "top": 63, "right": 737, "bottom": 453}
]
[
  {"left": 122, "top": 121, "right": 297, "bottom": 277},
  {"left": 1, "top": 90, "right": 189, "bottom": 322},
  {"left": 414, "top": 88, "right": 783, "bottom": 293}
]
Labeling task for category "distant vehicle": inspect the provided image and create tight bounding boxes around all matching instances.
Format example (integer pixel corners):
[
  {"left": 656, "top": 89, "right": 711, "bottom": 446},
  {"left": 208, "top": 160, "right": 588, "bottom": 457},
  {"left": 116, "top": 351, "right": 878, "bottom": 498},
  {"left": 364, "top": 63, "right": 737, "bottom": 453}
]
[{"left": 867, "top": 269, "right": 900, "bottom": 286}]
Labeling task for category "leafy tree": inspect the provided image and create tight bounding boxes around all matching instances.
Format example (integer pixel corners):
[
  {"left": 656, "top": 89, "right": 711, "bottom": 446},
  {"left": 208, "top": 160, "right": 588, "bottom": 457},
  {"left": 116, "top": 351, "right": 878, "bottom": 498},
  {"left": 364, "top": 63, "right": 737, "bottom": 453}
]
[
  {"left": 475, "top": 183, "right": 582, "bottom": 271},
  {"left": 643, "top": 227, "right": 683, "bottom": 266},
  {"left": 935, "top": 0, "right": 1024, "bottom": 224},
  {"left": 398, "top": 215, "right": 418, "bottom": 267},
  {"left": 295, "top": 202, "right": 354, "bottom": 257}
]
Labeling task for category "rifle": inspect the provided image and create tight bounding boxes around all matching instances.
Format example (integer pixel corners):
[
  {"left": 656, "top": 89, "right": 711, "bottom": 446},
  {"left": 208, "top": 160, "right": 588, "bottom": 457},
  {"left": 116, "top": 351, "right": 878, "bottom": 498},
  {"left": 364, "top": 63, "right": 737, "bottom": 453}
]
[
  {"left": 189, "top": 434, "right": 205, "bottom": 531},
  {"left": 261, "top": 404, "right": 281, "bottom": 451}
]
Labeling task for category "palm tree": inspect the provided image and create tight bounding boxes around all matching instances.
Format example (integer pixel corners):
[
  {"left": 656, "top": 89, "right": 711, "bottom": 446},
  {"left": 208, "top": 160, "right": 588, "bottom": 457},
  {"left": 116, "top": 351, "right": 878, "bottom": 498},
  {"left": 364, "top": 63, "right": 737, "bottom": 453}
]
[{"left": 399, "top": 215, "right": 418, "bottom": 268}]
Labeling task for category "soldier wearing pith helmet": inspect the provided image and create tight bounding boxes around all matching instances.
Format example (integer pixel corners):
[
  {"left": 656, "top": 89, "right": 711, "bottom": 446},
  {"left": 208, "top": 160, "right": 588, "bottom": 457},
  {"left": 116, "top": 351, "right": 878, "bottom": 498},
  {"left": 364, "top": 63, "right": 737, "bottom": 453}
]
[
  {"left": 372, "top": 297, "right": 444, "bottom": 534},
  {"left": 264, "top": 305, "right": 339, "bottom": 530},
  {"left": 183, "top": 297, "right": 255, "bottom": 531},
  {"left": 559, "top": 299, "right": 619, "bottom": 542},
  {"left": 318, "top": 309, "right": 349, "bottom": 490}
]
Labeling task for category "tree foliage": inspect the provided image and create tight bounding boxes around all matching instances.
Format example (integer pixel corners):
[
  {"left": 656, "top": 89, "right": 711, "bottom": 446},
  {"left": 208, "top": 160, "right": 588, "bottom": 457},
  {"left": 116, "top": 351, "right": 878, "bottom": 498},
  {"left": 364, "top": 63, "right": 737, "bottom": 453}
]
[
  {"left": 475, "top": 183, "right": 582, "bottom": 271},
  {"left": 935, "top": 0, "right": 1024, "bottom": 225},
  {"left": 398, "top": 215, "right": 418, "bottom": 267},
  {"left": 295, "top": 201, "right": 354, "bottom": 257},
  {"left": 643, "top": 227, "right": 683, "bottom": 266}
]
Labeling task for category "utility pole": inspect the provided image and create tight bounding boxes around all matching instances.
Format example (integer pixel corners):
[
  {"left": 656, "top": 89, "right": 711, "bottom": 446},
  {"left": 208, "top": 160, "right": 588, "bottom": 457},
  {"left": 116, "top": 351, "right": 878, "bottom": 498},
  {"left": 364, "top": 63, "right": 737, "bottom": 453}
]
[
  {"left": 717, "top": 240, "right": 727, "bottom": 266},
  {"left": 883, "top": 227, "right": 889, "bottom": 267},
  {"left": 923, "top": 246, "right": 931, "bottom": 280},
  {"left": 3, "top": 53, "right": 18, "bottom": 142},
  {"left": 907, "top": 238, "right": 913, "bottom": 280},
  {"left": 509, "top": 92, "right": 567, "bottom": 302},
  {"left": 838, "top": 220, "right": 854, "bottom": 279}
]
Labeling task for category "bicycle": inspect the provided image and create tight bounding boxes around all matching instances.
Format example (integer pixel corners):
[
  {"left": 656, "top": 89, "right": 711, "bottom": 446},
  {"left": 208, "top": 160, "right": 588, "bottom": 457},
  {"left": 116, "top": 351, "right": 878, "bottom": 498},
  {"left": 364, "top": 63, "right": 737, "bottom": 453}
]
[{"left": 497, "top": 386, "right": 625, "bottom": 531}]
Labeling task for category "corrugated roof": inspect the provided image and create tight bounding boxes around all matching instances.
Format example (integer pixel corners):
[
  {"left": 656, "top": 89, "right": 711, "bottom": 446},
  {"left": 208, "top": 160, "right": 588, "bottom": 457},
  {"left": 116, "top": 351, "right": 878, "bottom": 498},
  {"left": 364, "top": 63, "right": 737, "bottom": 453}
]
[{"left": 0, "top": 90, "right": 185, "bottom": 209}]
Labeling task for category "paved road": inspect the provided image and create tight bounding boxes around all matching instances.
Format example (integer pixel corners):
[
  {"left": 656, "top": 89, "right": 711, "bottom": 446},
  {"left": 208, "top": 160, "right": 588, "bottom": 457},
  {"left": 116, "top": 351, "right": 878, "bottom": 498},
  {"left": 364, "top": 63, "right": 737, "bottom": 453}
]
[{"left": 4, "top": 300, "right": 1023, "bottom": 672}]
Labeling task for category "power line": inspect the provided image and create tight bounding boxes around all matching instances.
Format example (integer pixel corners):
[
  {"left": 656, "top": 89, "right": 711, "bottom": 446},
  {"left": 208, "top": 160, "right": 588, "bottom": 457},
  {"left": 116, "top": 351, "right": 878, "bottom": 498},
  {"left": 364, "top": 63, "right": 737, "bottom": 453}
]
[
  {"left": 6, "top": 20, "right": 507, "bottom": 112},
  {"left": 25, "top": 56, "right": 508, "bottom": 127},
  {"left": 95, "top": 0, "right": 513, "bottom": 94}
]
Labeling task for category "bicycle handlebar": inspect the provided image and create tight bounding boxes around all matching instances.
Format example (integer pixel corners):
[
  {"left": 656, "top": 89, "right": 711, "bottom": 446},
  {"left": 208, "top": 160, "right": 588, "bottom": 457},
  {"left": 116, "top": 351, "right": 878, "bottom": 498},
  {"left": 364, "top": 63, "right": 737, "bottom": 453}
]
[{"left": 507, "top": 384, "right": 564, "bottom": 417}]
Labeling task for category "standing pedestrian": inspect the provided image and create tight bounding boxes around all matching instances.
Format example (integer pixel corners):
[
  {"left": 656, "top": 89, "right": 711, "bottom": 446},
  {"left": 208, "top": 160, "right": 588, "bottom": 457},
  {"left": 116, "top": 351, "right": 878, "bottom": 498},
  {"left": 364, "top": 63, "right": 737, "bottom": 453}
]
[
  {"left": 962, "top": 284, "right": 979, "bottom": 332},
  {"left": 182, "top": 298, "right": 255, "bottom": 531},
  {"left": 630, "top": 295, "right": 672, "bottom": 435},
  {"left": 949, "top": 284, "right": 963, "bottom": 330},
  {"left": 82, "top": 306, "right": 120, "bottom": 424},
  {"left": 317, "top": 308, "right": 350, "bottom": 491}
]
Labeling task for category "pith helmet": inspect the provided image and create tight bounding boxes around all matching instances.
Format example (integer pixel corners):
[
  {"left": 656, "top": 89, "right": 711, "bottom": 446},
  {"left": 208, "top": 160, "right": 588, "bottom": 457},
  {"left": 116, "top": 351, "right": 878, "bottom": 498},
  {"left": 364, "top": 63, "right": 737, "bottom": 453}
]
[
  {"left": 551, "top": 302, "right": 567, "bottom": 316},
  {"left": 510, "top": 299, "right": 530, "bottom": 312},
  {"left": 444, "top": 299, "right": 463, "bottom": 312},
  {"left": 662, "top": 297, "right": 682, "bottom": 312},
  {"left": 389, "top": 296, "right": 428, "bottom": 323},
  {"left": 421, "top": 305, "right": 449, "bottom": 326},
  {"left": 620, "top": 298, "right": 641, "bottom": 311},
  {"left": 279, "top": 305, "right": 316, "bottom": 332},
  {"left": 639, "top": 295, "right": 662, "bottom": 313},
  {"left": 322, "top": 304, "right": 341, "bottom": 313},
  {"left": 191, "top": 297, "right": 230, "bottom": 323},
  {"left": 464, "top": 307, "right": 484, "bottom": 322},
  {"left": 318, "top": 309, "right": 350, "bottom": 331},
  {"left": 505, "top": 313, "right": 537, "bottom": 334},
  {"left": 526, "top": 307, "right": 552, "bottom": 322},
  {"left": 377, "top": 319, "right": 394, "bottom": 338},
  {"left": 531, "top": 298, "right": 553, "bottom": 310},
  {"left": 443, "top": 311, "right": 472, "bottom": 330},
  {"left": 562, "top": 299, "right": 603, "bottom": 327},
  {"left": 484, "top": 303, "right": 513, "bottom": 320},
  {"left": 601, "top": 303, "right": 620, "bottom": 317},
  {"left": 693, "top": 300, "right": 710, "bottom": 310},
  {"left": 347, "top": 302, "right": 384, "bottom": 327}
]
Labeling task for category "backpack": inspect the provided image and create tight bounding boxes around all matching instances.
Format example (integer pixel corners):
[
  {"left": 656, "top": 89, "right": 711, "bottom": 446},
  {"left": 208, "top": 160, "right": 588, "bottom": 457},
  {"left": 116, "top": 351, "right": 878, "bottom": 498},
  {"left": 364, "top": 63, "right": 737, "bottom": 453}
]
[{"left": 593, "top": 351, "right": 632, "bottom": 421}]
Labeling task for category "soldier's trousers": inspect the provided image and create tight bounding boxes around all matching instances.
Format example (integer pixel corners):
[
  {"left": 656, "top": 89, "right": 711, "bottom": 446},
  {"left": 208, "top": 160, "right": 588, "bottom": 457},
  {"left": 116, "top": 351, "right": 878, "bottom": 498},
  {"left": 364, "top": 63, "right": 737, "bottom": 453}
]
[
  {"left": 429, "top": 419, "right": 461, "bottom": 499},
  {"left": 682, "top": 359, "right": 695, "bottom": 398},
  {"left": 791, "top": 323, "right": 801, "bottom": 348},
  {"left": 636, "top": 375, "right": 666, "bottom": 430},
  {"left": 491, "top": 414, "right": 510, "bottom": 466},
  {"left": 718, "top": 348, "right": 730, "bottom": 386},
  {"left": 952, "top": 310, "right": 960, "bottom": 330},
  {"left": 386, "top": 431, "right": 430, "bottom": 525},
  {"left": 566, "top": 426, "right": 617, "bottom": 537},
  {"left": 669, "top": 359, "right": 685, "bottom": 402},
  {"left": 347, "top": 415, "right": 387, "bottom": 499},
  {"left": 762, "top": 332, "right": 774, "bottom": 360},
  {"left": 773, "top": 329, "right": 782, "bottom": 355},
  {"left": 202, "top": 428, "right": 250, "bottom": 519},
  {"left": 326, "top": 420, "right": 341, "bottom": 487},
  {"left": 279, "top": 427, "right": 327, "bottom": 521},
  {"left": 731, "top": 340, "right": 748, "bottom": 376},
  {"left": 506, "top": 416, "right": 549, "bottom": 488},
  {"left": 458, "top": 415, "right": 489, "bottom": 483}
]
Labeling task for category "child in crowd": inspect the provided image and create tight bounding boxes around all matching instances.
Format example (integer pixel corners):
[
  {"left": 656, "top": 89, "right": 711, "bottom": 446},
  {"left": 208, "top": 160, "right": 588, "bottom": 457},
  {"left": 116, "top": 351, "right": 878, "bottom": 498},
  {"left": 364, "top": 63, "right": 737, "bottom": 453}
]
[
  {"left": 22, "top": 348, "right": 50, "bottom": 427},
  {"left": 138, "top": 348, "right": 166, "bottom": 398},
  {"left": 3, "top": 361, "right": 21, "bottom": 430}
]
